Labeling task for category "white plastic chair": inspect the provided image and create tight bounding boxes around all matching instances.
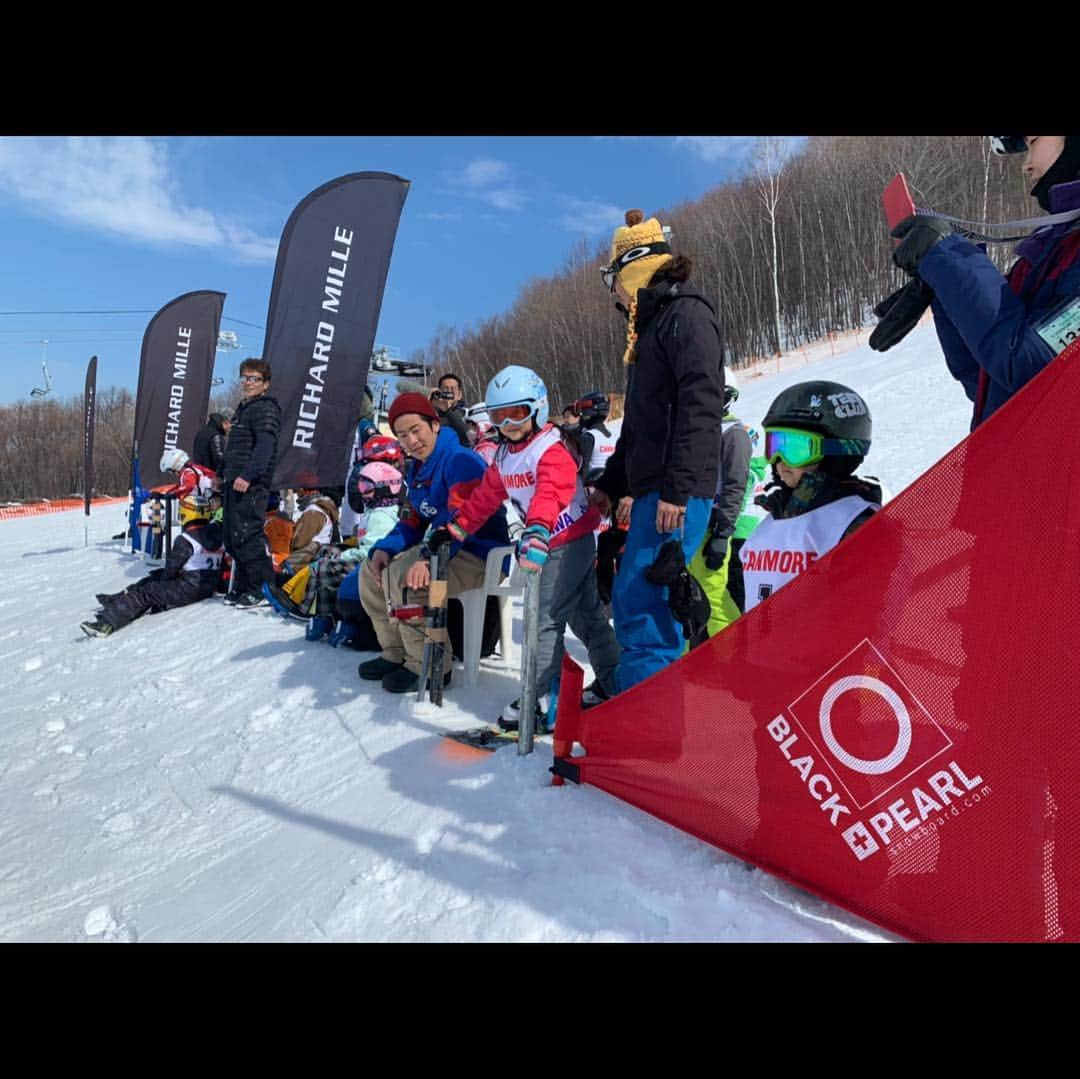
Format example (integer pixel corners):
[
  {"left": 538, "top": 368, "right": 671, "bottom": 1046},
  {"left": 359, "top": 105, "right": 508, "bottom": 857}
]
[{"left": 456, "top": 545, "right": 523, "bottom": 687}]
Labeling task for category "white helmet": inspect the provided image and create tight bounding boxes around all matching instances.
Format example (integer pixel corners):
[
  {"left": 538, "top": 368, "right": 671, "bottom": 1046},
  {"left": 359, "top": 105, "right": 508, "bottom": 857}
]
[{"left": 160, "top": 448, "right": 190, "bottom": 474}]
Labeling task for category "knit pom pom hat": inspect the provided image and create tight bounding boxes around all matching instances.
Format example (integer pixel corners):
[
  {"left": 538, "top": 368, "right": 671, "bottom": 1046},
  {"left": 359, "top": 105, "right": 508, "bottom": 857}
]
[
  {"left": 610, "top": 209, "right": 673, "bottom": 297},
  {"left": 609, "top": 209, "right": 673, "bottom": 364}
]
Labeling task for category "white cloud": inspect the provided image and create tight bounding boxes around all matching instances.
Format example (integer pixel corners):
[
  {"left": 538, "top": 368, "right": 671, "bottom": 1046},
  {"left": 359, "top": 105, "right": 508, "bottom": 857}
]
[
  {"left": 557, "top": 197, "right": 625, "bottom": 236},
  {"left": 0, "top": 136, "right": 278, "bottom": 264},
  {"left": 422, "top": 211, "right": 463, "bottom": 222},
  {"left": 461, "top": 158, "right": 510, "bottom": 187},
  {"left": 673, "top": 135, "right": 762, "bottom": 164},
  {"left": 448, "top": 157, "right": 527, "bottom": 213}
]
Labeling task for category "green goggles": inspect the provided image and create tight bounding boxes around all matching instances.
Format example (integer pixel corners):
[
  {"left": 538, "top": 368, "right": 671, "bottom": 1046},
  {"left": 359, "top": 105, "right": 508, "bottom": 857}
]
[{"left": 764, "top": 427, "right": 870, "bottom": 469}]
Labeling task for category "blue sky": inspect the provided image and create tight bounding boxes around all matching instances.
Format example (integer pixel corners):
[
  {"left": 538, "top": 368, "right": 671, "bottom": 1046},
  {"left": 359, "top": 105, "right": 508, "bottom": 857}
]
[{"left": 0, "top": 135, "right": 778, "bottom": 405}]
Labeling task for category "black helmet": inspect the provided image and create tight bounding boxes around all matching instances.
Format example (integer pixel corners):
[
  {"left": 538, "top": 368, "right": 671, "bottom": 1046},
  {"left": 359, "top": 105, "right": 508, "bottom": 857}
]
[
  {"left": 763, "top": 380, "right": 871, "bottom": 475},
  {"left": 575, "top": 391, "right": 609, "bottom": 427}
]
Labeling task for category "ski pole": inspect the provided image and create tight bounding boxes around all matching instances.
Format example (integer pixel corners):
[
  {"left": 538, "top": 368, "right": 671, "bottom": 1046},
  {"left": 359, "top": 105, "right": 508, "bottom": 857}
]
[{"left": 518, "top": 568, "right": 541, "bottom": 756}]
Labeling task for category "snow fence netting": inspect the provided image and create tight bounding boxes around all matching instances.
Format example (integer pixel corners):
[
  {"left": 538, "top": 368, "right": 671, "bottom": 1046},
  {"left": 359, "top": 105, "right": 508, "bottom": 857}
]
[{"left": 553, "top": 338, "right": 1080, "bottom": 942}]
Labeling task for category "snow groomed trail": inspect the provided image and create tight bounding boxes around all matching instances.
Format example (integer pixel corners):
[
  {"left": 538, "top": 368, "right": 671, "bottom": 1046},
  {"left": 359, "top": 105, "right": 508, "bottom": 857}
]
[{"left": 0, "top": 326, "right": 962, "bottom": 942}]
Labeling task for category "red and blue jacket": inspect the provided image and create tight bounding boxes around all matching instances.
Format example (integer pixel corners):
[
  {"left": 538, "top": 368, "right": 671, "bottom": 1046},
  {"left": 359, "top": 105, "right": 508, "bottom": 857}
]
[
  {"left": 371, "top": 425, "right": 508, "bottom": 561},
  {"left": 920, "top": 178, "right": 1080, "bottom": 428}
]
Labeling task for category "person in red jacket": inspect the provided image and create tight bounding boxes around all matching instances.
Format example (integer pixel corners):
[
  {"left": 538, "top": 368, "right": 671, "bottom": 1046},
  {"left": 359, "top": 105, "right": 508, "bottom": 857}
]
[{"left": 430, "top": 365, "right": 620, "bottom": 730}]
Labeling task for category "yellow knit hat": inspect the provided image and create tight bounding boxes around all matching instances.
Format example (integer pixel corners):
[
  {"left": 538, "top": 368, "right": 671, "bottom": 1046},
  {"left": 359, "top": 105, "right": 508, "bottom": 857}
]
[
  {"left": 607, "top": 209, "right": 673, "bottom": 364},
  {"left": 608, "top": 209, "right": 673, "bottom": 298}
]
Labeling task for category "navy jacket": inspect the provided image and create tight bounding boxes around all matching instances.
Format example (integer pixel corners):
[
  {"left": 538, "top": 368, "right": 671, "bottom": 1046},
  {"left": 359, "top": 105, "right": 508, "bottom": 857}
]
[
  {"left": 920, "top": 178, "right": 1080, "bottom": 428},
  {"left": 372, "top": 426, "right": 508, "bottom": 562}
]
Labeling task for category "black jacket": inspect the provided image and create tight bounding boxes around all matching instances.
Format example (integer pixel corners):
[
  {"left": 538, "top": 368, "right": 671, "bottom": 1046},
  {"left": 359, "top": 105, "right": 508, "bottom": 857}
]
[
  {"left": 595, "top": 279, "right": 725, "bottom": 505},
  {"left": 224, "top": 394, "right": 281, "bottom": 485},
  {"left": 193, "top": 417, "right": 227, "bottom": 474}
]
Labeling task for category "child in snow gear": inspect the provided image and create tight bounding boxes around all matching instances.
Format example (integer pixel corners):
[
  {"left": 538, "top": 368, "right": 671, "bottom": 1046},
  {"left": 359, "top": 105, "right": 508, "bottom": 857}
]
[
  {"left": 82, "top": 493, "right": 224, "bottom": 637},
  {"left": 738, "top": 380, "right": 880, "bottom": 612},
  {"left": 266, "top": 461, "right": 403, "bottom": 652},
  {"left": 688, "top": 367, "right": 767, "bottom": 633},
  {"left": 427, "top": 365, "right": 621, "bottom": 730},
  {"left": 875, "top": 135, "right": 1080, "bottom": 429},
  {"left": 284, "top": 488, "right": 341, "bottom": 571}
]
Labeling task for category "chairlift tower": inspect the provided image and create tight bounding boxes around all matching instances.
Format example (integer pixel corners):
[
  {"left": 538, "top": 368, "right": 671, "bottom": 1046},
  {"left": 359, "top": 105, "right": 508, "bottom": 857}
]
[
  {"left": 211, "top": 330, "right": 241, "bottom": 386},
  {"left": 30, "top": 339, "right": 53, "bottom": 398}
]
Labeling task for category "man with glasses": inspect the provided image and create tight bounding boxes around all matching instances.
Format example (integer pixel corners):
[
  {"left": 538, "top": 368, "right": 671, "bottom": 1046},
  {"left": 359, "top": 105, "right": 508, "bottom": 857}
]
[{"left": 222, "top": 359, "right": 281, "bottom": 608}]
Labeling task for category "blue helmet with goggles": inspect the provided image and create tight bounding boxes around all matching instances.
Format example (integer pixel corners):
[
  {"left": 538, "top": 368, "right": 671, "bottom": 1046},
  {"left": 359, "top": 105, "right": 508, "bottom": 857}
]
[
  {"left": 762, "top": 380, "right": 871, "bottom": 476},
  {"left": 485, "top": 365, "right": 549, "bottom": 429}
]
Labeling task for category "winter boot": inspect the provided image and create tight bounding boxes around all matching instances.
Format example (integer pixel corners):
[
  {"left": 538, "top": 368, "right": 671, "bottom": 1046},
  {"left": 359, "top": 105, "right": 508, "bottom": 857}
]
[
  {"left": 80, "top": 618, "right": 115, "bottom": 638},
  {"left": 359, "top": 656, "right": 405, "bottom": 681},
  {"left": 581, "top": 681, "right": 611, "bottom": 709},
  {"left": 498, "top": 694, "right": 550, "bottom": 733},
  {"left": 382, "top": 665, "right": 452, "bottom": 695}
]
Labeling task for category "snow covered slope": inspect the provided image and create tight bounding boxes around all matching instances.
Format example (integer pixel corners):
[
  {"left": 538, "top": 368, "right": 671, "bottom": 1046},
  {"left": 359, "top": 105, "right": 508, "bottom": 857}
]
[{"left": 0, "top": 324, "right": 967, "bottom": 942}]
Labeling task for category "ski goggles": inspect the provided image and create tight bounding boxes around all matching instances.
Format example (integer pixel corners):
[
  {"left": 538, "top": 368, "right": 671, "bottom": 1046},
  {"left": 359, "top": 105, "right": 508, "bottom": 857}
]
[
  {"left": 764, "top": 427, "right": 871, "bottom": 469},
  {"left": 489, "top": 403, "right": 533, "bottom": 428},
  {"left": 599, "top": 240, "right": 672, "bottom": 292}
]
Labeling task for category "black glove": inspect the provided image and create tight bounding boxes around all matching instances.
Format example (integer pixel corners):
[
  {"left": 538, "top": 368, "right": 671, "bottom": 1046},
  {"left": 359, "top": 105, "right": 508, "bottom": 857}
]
[
  {"left": 869, "top": 279, "right": 934, "bottom": 352},
  {"left": 424, "top": 528, "right": 455, "bottom": 554},
  {"left": 704, "top": 533, "right": 729, "bottom": 571},
  {"left": 891, "top": 215, "right": 951, "bottom": 277}
]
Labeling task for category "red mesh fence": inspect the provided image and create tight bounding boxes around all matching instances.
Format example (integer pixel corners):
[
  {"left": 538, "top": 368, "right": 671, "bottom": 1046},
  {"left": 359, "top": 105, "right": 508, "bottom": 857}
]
[
  {"left": 0, "top": 497, "right": 128, "bottom": 521},
  {"left": 554, "top": 339, "right": 1080, "bottom": 942}
]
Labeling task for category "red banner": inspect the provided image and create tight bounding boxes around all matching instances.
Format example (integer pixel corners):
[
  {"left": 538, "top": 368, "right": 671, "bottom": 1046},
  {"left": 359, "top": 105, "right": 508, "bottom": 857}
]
[{"left": 554, "top": 339, "right": 1080, "bottom": 942}]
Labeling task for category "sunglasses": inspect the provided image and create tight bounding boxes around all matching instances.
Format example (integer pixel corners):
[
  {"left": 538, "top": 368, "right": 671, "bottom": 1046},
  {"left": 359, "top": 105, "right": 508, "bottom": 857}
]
[
  {"left": 765, "top": 427, "right": 870, "bottom": 469},
  {"left": 488, "top": 403, "right": 533, "bottom": 428}
]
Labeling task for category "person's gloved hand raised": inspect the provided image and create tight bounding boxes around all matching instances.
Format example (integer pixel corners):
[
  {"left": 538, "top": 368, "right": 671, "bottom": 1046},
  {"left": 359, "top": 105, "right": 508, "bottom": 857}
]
[{"left": 891, "top": 215, "right": 952, "bottom": 277}]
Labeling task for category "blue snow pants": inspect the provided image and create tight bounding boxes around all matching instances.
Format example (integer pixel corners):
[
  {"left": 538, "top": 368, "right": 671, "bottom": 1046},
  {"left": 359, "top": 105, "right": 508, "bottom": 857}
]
[{"left": 611, "top": 492, "right": 711, "bottom": 694}]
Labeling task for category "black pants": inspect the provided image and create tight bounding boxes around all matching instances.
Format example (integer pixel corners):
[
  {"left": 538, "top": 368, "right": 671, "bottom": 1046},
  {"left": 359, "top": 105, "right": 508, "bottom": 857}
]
[
  {"left": 595, "top": 526, "right": 627, "bottom": 606},
  {"left": 102, "top": 573, "right": 214, "bottom": 631},
  {"left": 726, "top": 537, "right": 748, "bottom": 614},
  {"left": 223, "top": 484, "right": 272, "bottom": 595}
]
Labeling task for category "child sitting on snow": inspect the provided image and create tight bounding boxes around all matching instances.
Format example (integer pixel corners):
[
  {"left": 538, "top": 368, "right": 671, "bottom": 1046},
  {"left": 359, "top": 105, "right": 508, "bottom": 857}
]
[{"left": 81, "top": 493, "right": 224, "bottom": 637}]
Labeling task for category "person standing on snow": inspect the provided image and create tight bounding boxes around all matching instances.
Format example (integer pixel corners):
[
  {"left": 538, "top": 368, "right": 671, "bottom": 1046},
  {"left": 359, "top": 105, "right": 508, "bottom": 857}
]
[
  {"left": 192, "top": 412, "right": 230, "bottom": 475},
  {"left": 687, "top": 367, "right": 764, "bottom": 635},
  {"left": 590, "top": 209, "right": 725, "bottom": 693},
  {"left": 873, "top": 135, "right": 1080, "bottom": 429},
  {"left": 221, "top": 358, "right": 281, "bottom": 608},
  {"left": 427, "top": 366, "right": 621, "bottom": 729}
]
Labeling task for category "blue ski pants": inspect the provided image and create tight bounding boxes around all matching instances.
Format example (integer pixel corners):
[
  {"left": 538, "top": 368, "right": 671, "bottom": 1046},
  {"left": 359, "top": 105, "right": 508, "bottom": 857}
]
[{"left": 611, "top": 492, "right": 711, "bottom": 694}]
